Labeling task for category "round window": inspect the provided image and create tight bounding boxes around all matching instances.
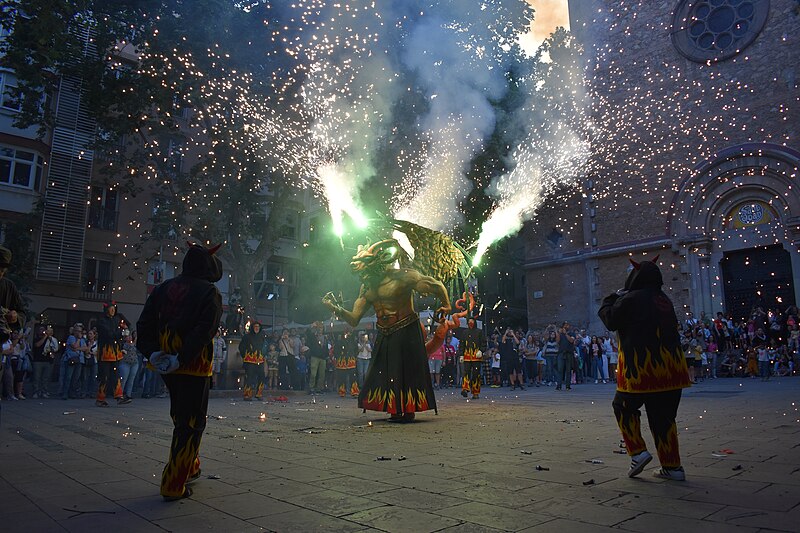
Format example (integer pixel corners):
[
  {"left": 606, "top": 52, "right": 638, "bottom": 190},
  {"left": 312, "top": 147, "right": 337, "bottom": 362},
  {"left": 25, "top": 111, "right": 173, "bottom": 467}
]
[{"left": 671, "top": 0, "right": 770, "bottom": 63}]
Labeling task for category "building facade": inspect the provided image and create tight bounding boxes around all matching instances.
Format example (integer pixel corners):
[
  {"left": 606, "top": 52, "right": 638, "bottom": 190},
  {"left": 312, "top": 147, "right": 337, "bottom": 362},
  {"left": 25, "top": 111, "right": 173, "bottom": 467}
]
[{"left": 525, "top": 0, "right": 800, "bottom": 331}]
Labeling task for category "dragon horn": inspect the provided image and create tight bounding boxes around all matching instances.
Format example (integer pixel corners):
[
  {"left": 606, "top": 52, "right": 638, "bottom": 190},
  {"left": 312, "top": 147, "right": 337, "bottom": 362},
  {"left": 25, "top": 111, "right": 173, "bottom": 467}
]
[{"left": 629, "top": 258, "right": 641, "bottom": 270}]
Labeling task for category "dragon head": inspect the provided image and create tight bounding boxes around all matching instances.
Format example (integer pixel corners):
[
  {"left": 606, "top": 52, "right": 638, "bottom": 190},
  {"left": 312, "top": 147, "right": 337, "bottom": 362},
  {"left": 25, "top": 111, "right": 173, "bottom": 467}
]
[{"left": 350, "top": 239, "right": 401, "bottom": 280}]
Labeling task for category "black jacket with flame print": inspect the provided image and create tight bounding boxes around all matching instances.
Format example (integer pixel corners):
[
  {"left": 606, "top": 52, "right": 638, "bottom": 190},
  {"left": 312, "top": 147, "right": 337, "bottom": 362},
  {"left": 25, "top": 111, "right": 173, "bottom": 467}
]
[
  {"left": 136, "top": 245, "right": 223, "bottom": 377},
  {"left": 598, "top": 260, "right": 691, "bottom": 393}
]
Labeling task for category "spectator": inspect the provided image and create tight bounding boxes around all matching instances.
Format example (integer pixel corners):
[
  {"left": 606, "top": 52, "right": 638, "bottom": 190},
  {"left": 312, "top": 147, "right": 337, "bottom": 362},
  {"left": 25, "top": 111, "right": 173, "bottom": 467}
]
[
  {"left": 0, "top": 245, "right": 25, "bottom": 341},
  {"left": 523, "top": 334, "right": 539, "bottom": 387},
  {"left": 32, "top": 325, "right": 58, "bottom": 398},
  {"left": 489, "top": 344, "right": 501, "bottom": 387},
  {"left": 542, "top": 328, "right": 559, "bottom": 386},
  {"left": 81, "top": 328, "right": 98, "bottom": 398},
  {"left": 61, "top": 324, "right": 87, "bottom": 400},
  {"left": 266, "top": 343, "right": 279, "bottom": 391},
  {"left": 1, "top": 328, "right": 18, "bottom": 399},
  {"left": 500, "top": 328, "right": 523, "bottom": 390},
  {"left": 427, "top": 332, "right": 445, "bottom": 390},
  {"left": 118, "top": 330, "right": 139, "bottom": 403},
  {"left": 757, "top": 344, "right": 771, "bottom": 381},
  {"left": 305, "top": 322, "right": 327, "bottom": 394},
  {"left": 556, "top": 321, "right": 575, "bottom": 391},
  {"left": 277, "top": 328, "right": 295, "bottom": 390},
  {"left": 356, "top": 331, "right": 372, "bottom": 389},
  {"left": 211, "top": 328, "right": 226, "bottom": 389},
  {"left": 13, "top": 328, "right": 31, "bottom": 399},
  {"left": 589, "top": 335, "right": 606, "bottom": 384},
  {"left": 441, "top": 334, "right": 457, "bottom": 388}
]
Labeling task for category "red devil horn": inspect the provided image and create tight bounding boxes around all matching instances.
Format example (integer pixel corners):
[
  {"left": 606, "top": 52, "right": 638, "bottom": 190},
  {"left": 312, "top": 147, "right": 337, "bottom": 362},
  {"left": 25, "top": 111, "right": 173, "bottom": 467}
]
[
  {"left": 187, "top": 240, "right": 196, "bottom": 248},
  {"left": 629, "top": 258, "right": 641, "bottom": 270},
  {"left": 208, "top": 243, "right": 222, "bottom": 255},
  {"left": 650, "top": 254, "right": 659, "bottom": 263}
]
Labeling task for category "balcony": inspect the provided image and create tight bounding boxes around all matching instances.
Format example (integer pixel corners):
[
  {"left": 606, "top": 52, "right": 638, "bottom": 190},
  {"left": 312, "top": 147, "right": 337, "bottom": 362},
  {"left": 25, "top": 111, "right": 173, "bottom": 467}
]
[{"left": 82, "top": 277, "right": 112, "bottom": 300}]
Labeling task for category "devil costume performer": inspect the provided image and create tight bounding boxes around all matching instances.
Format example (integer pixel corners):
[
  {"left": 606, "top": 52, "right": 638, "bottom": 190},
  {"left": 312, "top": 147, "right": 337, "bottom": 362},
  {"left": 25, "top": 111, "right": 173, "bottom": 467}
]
[
  {"left": 239, "top": 322, "right": 265, "bottom": 400},
  {"left": 598, "top": 257, "right": 691, "bottom": 481},
  {"left": 137, "top": 243, "right": 223, "bottom": 500},
  {"left": 457, "top": 318, "right": 485, "bottom": 399},
  {"left": 95, "top": 301, "right": 124, "bottom": 406},
  {"left": 334, "top": 331, "right": 359, "bottom": 397}
]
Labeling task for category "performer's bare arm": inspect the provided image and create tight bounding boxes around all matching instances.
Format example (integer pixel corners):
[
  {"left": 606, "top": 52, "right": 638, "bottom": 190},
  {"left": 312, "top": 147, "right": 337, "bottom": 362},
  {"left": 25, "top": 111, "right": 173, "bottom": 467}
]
[
  {"left": 405, "top": 270, "right": 451, "bottom": 317},
  {"left": 322, "top": 288, "right": 370, "bottom": 327}
]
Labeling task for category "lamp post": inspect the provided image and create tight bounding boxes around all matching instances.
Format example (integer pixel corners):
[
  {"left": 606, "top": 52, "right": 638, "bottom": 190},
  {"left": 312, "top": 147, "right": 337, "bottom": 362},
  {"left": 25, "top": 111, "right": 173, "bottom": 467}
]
[{"left": 267, "top": 292, "right": 278, "bottom": 330}]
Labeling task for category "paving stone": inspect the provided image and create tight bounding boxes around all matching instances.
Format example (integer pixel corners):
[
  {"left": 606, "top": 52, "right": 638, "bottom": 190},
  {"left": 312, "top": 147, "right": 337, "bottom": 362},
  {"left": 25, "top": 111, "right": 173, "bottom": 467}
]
[
  {"left": 605, "top": 492, "right": 724, "bottom": 520},
  {"left": 616, "top": 512, "right": 760, "bottom": 533},
  {"left": 204, "top": 491, "right": 302, "bottom": 519},
  {"left": 436, "top": 501, "right": 550, "bottom": 531},
  {"left": 526, "top": 497, "right": 640, "bottom": 527},
  {"left": 250, "top": 508, "right": 368, "bottom": 532},
  {"left": 370, "top": 487, "right": 469, "bottom": 511},
  {"left": 288, "top": 489, "right": 385, "bottom": 516},
  {"left": 315, "top": 475, "right": 396, "bottom": 496},
  {"left": 346, "top": 504, "right": 461, "bottom": 532}
]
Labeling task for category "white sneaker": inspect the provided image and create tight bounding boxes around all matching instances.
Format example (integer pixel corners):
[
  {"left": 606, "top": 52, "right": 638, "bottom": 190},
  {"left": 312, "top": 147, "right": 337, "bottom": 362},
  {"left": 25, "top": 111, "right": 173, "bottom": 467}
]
[
  {"left": 594, "top": 380, "right": 599, "bottom": 384},
  {"left": 628, "top": 450, "right": 653, "bottom": 477},
  {"left": 653, "top": 466, "right": 686, "bottom": 481}
]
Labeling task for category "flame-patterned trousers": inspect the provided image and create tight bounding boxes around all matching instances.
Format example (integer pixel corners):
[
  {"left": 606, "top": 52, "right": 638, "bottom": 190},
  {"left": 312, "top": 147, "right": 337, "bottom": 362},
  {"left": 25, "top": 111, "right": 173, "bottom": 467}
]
[
  {"left": 613, "top": 389, "right": 682, "bottom": 469},
  {"left": 160, "top": 374, "right": 209, "bottom": 498},
  {"left": 96, "top": 360, "right": 119, "bottom": 401},
  {"left": 243, "top": 362, "right": 264, "bottom": 399},
  {"left": 462, "top": 361, "right": 482, "bottom": 395}
]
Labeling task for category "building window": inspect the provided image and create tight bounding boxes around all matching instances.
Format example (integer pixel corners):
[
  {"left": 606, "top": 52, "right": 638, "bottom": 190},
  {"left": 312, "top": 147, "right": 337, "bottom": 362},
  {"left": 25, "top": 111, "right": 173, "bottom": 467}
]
[
  {"left": 0, "top": 70, "right": 20, "bottom": 112},
  {"left": 87, "top": 186, "right": 118, "bottom": 231},
  {"left": 83, "top": 258, "right": 112, "bottom": 299},
  {"left": 0, "top": 146, "right": 43, "bottom": 190},
  {"left": 151, "top": 195, "right": 178, "bottom": 239},
  {"left": 277, "top": 210, "right": 299, "bottom": 241},
  {"left": 671, "top": 0, "right": 769, "bottom": 63},
  {"left": 253, "top": 261, "right": 296, "bottom": 300}
]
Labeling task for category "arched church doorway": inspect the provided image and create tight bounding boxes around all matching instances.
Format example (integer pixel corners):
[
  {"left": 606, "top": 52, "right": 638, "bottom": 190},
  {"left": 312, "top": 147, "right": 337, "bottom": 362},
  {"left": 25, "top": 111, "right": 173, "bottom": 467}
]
[{"left": 720, "top": 245, "right": 795, "bottom": 322}]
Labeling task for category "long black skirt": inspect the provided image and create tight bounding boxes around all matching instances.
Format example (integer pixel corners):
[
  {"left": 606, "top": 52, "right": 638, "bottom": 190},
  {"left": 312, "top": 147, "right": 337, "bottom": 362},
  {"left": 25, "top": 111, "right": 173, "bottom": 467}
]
[{"left": 358, "top": 319, "right": 437, "bottom": 415}]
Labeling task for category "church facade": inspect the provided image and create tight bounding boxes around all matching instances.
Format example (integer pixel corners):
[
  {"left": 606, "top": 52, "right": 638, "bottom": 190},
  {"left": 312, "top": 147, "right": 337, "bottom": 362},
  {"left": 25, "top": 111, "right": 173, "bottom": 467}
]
[{"left": 525, "top": 0, "right": 800, "bottom": 331}]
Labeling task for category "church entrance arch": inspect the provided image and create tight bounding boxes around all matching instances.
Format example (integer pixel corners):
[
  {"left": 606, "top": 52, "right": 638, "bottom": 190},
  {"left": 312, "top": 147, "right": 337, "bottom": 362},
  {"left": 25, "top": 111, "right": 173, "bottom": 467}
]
[
  {"left": 720, "top": 245, "right": 795, "bottom": 322},
  {"left": 668, "top": 143, "right": 800, "bottom": 319}
]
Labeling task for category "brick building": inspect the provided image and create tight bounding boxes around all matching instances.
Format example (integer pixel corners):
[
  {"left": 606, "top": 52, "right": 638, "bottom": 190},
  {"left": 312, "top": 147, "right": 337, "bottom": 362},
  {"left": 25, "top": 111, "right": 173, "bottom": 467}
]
[{"left": 524, "top": 0, "right": 800, "bottom": 332}]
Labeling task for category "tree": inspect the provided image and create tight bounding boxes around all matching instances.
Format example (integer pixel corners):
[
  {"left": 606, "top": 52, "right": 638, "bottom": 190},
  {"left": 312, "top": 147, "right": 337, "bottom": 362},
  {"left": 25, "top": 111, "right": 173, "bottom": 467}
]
[{"left": 1, "top": 0, "right": 308, "bottom": 319}]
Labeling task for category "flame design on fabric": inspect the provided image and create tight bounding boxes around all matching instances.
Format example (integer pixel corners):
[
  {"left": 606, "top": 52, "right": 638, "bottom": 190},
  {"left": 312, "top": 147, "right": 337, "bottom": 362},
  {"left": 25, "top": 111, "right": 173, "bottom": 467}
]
[
  {"left": 617, "top": 406, "right": 648, "bottom": 456},
  {"left": 616, "top": 396, "right": 682, "bottom": 469},
  {"left": 147, "top": 329, "right": 213, "bottom": 377},
  {"left": 361, "top": 386, "right": 430, "bottom": 414},
  {"left": 335, "top": 355, "right": 357, "bottom": 369},
  {"left": 350, "top": 381, "right": 359, "bottom": 396},
  {"left": 242, "top": 349, "right": 264, "bottom": 364},
  {"left": 161, "top": 415, "right": 202, "bottom": 498},
  {"left": 617, "top": 328, "right": 691, "bottom": 393},
  {"left": 462, "top": 345, "right": 482, "bottom": 362},
  {"left": 338, "top": 383, "right": 347, "bottom": 397},
  {"left": 462, "top": 373, "right": 481, "bottom": 394},
  {"left": 100, "top": 345, "right": 121, "bottom": 362}
]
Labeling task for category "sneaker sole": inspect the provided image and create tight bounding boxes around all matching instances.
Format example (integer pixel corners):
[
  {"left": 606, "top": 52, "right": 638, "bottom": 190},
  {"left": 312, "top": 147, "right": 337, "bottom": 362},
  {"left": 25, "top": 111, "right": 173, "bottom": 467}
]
[{"left": 628, "top": 453, "right": 653, "bottom": 478}]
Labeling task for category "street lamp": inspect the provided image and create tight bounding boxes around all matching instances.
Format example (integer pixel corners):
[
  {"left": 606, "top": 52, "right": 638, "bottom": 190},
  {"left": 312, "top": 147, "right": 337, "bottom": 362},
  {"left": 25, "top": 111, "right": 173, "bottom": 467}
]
[{"left": 267, "top": 292, "right": 278, "bottom": 330}]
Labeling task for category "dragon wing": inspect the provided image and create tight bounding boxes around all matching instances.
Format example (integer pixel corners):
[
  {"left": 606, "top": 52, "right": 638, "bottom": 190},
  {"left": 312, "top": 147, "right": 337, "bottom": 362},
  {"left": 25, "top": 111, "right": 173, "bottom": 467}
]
[{"left": 383, "top": 217, "right": 472, "bottom": 289}]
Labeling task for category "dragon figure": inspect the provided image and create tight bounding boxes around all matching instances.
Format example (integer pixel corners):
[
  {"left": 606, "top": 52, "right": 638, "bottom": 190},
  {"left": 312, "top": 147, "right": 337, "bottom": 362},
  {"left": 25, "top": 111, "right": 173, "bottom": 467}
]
[{"left": 321, "top": 216, "right": 473, "bottom": 421}]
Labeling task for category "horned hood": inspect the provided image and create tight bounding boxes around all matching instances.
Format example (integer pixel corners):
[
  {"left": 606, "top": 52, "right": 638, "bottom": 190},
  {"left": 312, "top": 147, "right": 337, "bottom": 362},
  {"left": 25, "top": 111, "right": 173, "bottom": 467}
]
[
  {"left": 624, "top": 260, "right": 663, "bottom": 291},
  {"left": 182, "top": 244, "right": 223, "bottom": 282}
]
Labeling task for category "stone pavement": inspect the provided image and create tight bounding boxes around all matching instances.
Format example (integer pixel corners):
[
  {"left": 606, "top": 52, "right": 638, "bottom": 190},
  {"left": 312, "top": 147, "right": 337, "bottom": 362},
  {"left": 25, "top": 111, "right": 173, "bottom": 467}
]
[{"left": 1, "top": 376, "right": 799, "bottom": 532}]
